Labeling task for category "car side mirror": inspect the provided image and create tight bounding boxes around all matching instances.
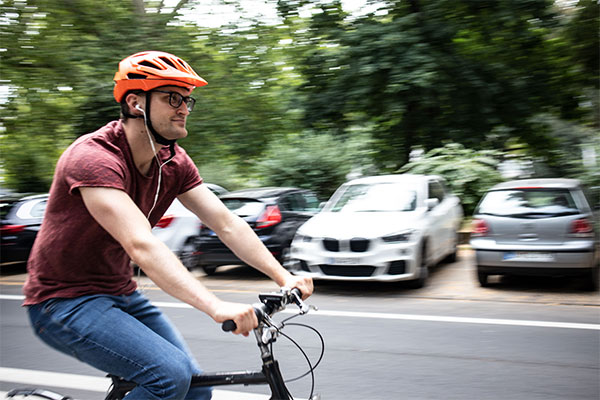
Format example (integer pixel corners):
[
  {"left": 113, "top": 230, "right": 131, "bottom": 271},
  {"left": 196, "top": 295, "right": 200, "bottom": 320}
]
[{"left": 425, "top": 198, "right": 439, "bottom": 211}]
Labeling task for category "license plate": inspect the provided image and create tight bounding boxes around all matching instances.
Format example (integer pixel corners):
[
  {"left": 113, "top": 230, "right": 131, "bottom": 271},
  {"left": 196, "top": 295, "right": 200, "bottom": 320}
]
[
  {"left": 503, "top": 251, "right": 554, "bottom": 262},
  {"left": 329, "top": 257, "right": 360, "bottom": 265}
]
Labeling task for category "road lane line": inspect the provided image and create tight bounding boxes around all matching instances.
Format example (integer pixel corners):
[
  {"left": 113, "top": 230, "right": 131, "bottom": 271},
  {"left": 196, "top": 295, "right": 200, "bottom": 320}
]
[
  {"left": 2, "top": 294, "right": 598, "bottom": 330},
  {"left": 310, "top": 309, "right": 600, "bottom": 330}
]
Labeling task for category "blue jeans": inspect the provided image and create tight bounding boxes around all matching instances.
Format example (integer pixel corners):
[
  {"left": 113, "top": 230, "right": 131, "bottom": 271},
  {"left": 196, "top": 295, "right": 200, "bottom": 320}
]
[{"left": 27, "top": 291, "right": 212, "bottom": 400}]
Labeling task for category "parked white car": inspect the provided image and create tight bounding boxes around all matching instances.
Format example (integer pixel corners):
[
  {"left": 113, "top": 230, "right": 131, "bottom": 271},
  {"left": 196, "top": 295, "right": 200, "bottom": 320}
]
[
  {"left": 152, "top": 183, "right": 228, "bottom": 269},
  {"left": 288, "top": 174, "right": 463, "bottom": 287}
]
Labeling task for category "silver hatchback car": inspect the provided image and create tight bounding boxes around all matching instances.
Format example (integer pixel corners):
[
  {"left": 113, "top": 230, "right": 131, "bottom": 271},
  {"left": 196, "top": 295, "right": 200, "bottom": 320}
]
[{"left": 470, "top": 178, "right": 599, "bottom": 290}]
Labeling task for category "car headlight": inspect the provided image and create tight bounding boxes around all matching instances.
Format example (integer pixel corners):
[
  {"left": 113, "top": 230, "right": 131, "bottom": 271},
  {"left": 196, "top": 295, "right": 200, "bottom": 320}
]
[
  {"left": 382, "top": 229, "right": 414, "bottom": 243},
  {"left": 295, "top": 233, "right": 313, "bottom": 243}
]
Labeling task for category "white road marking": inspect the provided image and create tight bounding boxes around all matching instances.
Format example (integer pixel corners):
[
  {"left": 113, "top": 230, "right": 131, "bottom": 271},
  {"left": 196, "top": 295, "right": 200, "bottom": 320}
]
[{"left": 2, "top": 294, "right": 598, "bottom": 330}]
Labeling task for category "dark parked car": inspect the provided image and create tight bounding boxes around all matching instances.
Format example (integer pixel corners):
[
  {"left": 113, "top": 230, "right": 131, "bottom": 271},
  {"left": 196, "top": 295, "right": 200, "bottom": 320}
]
[
  {"left": 193, "top": 187, "right": 320, "bottom": 275},
  {"left": 152, "top": 183, "right": 228, "bottom": 269},
  {"left": 470, "top": 178, "right": 599, "bottom": 290},
  {"left": 1, "top": 193, "right": 48, "bottom": 266}
]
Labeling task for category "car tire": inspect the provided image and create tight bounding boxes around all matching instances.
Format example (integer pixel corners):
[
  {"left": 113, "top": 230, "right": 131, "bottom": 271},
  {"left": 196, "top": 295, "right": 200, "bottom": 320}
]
[
  {"left": 444, "top": 232, "right": 459, "bottom": 264},
  {"left": 201, "top": 265, "right": 218, "bottom": 275},
  {"left": 584, "top": 264, "right": 599, "bottom": 291},
  {"left": 408, "top": 242, "right": 429, "bottom": 289},
  {"left": 178, "top": 239, "right": 199, "bottom": 270},
  {"left": 477, "top": 266, "right": 489, "bottom": 287}
]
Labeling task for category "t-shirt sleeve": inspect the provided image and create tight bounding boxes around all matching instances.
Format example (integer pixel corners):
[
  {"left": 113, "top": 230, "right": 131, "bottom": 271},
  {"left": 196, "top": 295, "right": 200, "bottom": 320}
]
[
  {"left": 63, "top": 142, "right": 127, "bottom": 195},
  {"left": 177, "top": 148, "right": 203, "bottom": 195}
]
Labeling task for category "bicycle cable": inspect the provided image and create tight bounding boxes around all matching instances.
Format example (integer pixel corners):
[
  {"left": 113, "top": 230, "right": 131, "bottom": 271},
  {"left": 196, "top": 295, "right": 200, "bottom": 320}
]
[{"left": 268, "top": 313, "right": 325, "bottom": 400}]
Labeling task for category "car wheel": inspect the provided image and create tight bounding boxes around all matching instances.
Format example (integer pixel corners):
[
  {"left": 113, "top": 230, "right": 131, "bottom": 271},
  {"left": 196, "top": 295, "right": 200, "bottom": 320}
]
[
  {"left": 178, "top": 239, "right": 199, "bottom": 270},
  {"left": 201, "top": 265, "right": 218, "bottom": 275},
  {"left": 477, "top": 266, "right": 489, "bottom": 287},
  {"left": 584, "top": 264, "right": 599, "bottom": 291},
  {"left": 408, "top": 242, "right": 429, "bottom": 289},
  {"left": 444, "top": 231, "right": 459, "bottom": 263}
]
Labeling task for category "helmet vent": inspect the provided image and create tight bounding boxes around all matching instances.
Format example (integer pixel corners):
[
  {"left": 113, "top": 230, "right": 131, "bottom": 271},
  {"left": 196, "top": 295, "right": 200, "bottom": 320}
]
[
  {"left": 159, "top": 57, "right": 177, "bottom": 69},
  {"left": 127, "top": 73, "right": 147, "bottom": 80},
  {"left": 139, "top": 60, "right": 161, "bottom": 70}
]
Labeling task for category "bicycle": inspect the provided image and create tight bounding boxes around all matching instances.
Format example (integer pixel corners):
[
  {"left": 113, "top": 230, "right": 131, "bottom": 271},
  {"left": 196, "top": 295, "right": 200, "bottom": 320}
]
[{"left": 8, "top": 288, "right": 324, "bottom": 400}]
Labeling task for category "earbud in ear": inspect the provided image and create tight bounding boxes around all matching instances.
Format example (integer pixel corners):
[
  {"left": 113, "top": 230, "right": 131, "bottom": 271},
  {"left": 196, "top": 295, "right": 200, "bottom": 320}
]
[{"left": 135, "top": 104, "right": 144, "bottom": 112}]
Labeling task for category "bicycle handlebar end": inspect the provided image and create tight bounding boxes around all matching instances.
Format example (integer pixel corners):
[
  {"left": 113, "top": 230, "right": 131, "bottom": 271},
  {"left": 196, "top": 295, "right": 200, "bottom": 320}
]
[{"left": 222, "top": 320, "right": 237, "bottom": 332}]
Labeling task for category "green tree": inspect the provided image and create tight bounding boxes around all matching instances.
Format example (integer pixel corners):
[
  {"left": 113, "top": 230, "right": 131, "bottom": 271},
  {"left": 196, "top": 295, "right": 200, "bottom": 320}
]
[
  {"left": 295, "top": 0, "right": 587, "bottom": 172},
  {"left": 254, "top": 129, "right": 376, "bottom": 199},
  {"left": 0, "top": 0, "right": 198, "bottom": 190}
]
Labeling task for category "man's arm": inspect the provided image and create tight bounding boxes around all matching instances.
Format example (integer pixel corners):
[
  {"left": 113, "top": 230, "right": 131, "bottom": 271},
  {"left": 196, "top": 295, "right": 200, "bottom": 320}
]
[
  {"left": 178, "top": 184, "right": 313, "bottom": 298},
  {"left": 79, "top": 186, "right": 258, "bottom": 335}
]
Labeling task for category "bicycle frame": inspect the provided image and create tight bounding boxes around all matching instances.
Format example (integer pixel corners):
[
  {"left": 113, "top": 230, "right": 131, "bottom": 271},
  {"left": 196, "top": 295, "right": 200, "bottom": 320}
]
[{"left": 105, "top": 293, "right": 302, "bottom": 400}]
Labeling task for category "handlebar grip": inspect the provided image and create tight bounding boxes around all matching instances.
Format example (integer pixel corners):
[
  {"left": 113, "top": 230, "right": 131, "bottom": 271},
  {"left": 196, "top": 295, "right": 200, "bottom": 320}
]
[
  {"left": 222, "top": 319, "right": 237, "bottom": 332},
  {"left": 221, "top": 307, "right": 265, "bottom": 332}
]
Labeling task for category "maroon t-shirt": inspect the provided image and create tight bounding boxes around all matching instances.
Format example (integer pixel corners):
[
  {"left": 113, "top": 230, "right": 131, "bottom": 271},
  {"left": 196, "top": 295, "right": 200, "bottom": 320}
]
[{"left": 23, "top": 120, "right": 202, "bottom": 305}]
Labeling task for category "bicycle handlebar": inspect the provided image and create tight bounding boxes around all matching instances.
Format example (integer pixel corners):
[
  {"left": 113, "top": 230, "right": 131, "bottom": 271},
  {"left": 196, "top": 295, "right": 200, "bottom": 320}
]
[{"left": 222, "top": 288, "right": 304, "bottom": 332}]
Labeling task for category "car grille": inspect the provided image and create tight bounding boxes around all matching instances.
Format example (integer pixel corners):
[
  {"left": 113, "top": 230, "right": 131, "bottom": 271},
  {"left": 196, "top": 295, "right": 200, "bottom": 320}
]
[
  {"left": 323, "top": 238, "right": 339, "bottom": 252},
  {"left": 350, "top": 238, "right": 369, "bottom": 252},
  {"left": 319, "top": 265, "right": 376, "bottom": 277},
  {"left": 322, "top": 238, "right": 370, "bottom": 252}
]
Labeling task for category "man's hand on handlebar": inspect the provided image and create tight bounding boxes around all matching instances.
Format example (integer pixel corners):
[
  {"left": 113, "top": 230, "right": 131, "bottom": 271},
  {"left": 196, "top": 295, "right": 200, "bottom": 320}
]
[
  {"left": 213, "top": 301, "right": 258, "bottom": 336},
  {"left": 283, "top": 276, "right": 314, "bottom": 300}
]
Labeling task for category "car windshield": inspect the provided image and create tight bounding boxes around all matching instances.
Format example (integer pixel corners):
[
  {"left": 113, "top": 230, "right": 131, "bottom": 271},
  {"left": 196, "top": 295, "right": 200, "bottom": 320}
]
[
  {"left": 329, "top": 183, "right": 417, "bottom": 212},
  {"left": 477, "top": 188, "right": 580, "bottom": 218}
]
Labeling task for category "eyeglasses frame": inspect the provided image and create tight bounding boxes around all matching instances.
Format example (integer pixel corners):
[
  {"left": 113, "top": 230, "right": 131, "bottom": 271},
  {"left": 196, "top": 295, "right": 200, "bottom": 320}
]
[{"left": 152, "top": 89, "right": 196, "bottom": 112}]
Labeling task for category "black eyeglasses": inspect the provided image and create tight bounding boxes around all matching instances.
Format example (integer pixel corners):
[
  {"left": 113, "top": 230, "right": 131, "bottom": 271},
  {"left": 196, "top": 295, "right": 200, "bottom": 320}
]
[{"left": 152, "top": 90, "right": 196, "bottom": 112}]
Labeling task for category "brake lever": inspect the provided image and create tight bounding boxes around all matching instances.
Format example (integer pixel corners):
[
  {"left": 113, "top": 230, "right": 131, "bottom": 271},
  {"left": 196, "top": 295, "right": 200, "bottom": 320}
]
[{"left": 289, "top": 288, "right": 310, "bottom": 314}]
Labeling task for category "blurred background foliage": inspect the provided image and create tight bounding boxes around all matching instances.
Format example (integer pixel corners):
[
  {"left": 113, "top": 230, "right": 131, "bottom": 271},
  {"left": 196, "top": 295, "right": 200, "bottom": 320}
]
[{"left": 0, "top": 0, "right": 598, "bottom": 215}]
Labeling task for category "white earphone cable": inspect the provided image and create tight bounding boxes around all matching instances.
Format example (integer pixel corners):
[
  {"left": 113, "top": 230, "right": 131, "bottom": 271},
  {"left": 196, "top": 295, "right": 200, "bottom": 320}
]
[{"left": 139, "top": 108, "right": 172, "bottom": 219}]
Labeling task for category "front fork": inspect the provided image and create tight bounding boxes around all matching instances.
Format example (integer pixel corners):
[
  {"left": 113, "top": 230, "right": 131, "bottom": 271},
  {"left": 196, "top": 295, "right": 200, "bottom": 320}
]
[
  {"left": 255, "top": 323, "right": 290, "bottom": 400},
  {"left": 255, "top": 311, "right": 321, "bottom": 400}
]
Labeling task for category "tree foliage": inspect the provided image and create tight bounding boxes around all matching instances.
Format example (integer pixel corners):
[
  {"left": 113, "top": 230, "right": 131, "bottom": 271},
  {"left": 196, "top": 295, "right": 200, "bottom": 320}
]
[
  {"left": 296, "top": 0, "right": 594, "bottom": 171},
  {"left": 0, "top": 0, "right": 597, "bottom": 199},
  {"left": 254, "top": 129, "right": 376, "bottom": 199}
]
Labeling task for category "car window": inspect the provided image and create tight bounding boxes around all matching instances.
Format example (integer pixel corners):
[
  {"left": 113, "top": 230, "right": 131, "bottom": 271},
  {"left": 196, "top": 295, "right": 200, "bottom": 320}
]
[
  {"left": 476, "top": 188, "right": 580, "bottom": 217},
  {"left": 0, "top": 202, "right": 16, "bottom": 220},
  {"left": 302, "top": 192, "right": 321, "bottom": 211},
  {"left": 329, "top": 183, "right": 417, "bottom": 212},
  {"left": 279, "top": 193, "right": 302, "bottom": 211},
  {"left": 428, "top": 181, "right": 445, "bottom": 202},
  {"left": 29, "top": 200, "right": 48, "bottom": 218},
  {"left": 279, "top": 192, "right": 321, "bottom": 212},
  {"left": 222, "top": 199, "right": 265, "bottom": 217},
  {"left": 15, "top": 198, "right": 48, "bottom": 219}
]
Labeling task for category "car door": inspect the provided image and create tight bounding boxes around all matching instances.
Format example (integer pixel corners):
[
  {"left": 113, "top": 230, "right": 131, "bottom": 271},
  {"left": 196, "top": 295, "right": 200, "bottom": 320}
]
[{"left": 427, "top": 179, "right": 451, "bottom": 262}]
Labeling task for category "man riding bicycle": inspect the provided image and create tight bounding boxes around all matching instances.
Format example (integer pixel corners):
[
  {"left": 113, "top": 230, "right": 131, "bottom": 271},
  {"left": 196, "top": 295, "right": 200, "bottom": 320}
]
[{"left": 23, "top": 51, "right": 313, "bottom": 400}]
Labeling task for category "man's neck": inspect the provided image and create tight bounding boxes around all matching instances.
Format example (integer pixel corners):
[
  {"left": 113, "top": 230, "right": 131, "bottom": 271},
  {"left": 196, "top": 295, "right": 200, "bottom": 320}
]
[{"left": 122, "top": 119, "right": 161, "bottom": 176}]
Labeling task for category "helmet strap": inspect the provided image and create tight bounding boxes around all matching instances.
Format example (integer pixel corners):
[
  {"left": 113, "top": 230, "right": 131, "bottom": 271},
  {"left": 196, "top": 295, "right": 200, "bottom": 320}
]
[{"left": 144, "top": 92, "right": 178, "bottom": 149}]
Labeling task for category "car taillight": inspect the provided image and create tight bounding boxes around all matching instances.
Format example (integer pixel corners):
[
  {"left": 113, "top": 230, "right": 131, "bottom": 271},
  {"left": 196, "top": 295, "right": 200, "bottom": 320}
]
[
  {"left": 256, "top": 205, "right": 282, "bottom": 229},
  {"left": 471, "top": 219, "right": 490, "bottom": 237},
  {"left": 570, "top": 218, "right": 594, "bottom": 238},
  {"left": 155, "top": 215, "right": 175, "bottom": 229},
  {"left": 0, "top": 225, "right": 26, "bottom": 235}
]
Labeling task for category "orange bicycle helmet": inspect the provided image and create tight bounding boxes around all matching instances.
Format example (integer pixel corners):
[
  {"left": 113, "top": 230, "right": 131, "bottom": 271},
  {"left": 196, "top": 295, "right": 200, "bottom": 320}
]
[{"left": 113, "top": 51, "right": 207, "bottom": 102}]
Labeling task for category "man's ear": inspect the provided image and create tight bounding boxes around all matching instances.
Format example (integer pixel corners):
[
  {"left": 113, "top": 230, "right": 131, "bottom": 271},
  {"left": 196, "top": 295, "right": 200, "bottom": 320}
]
[{"left": 125, "top": 92, "right": 145, "bottom": 116}]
